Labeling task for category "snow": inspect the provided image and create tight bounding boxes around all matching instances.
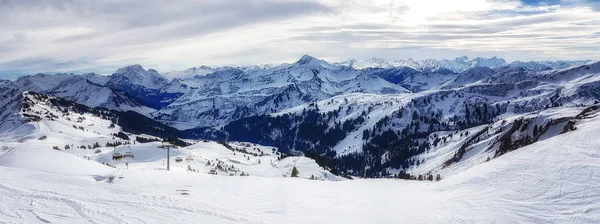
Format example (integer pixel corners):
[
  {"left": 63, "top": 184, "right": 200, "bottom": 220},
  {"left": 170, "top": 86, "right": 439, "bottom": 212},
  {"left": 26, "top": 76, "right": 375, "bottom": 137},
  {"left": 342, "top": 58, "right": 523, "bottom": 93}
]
[
  {"left": 1, "top": 76, "right": 600, "bottom": 223},
  {"left": 73, "top": 140, "right": 342, "bottom": 181},
  {"left": 162, "top": 66, "right": 216, "bottom": 80},
  {"left": 0, "top": 93, "right": 339, "bottom": 181},
  {"left": 435, "top": 113, "right": 600, "bottom": 223},
  {"left": 272, "top": 92, "right": 419, "bottom": 155},
  {"left": 0, "top": 147, "right": 115, "bottom": 177},
  {"left": 111, "top": 64, "right": 169, "bottom": 90},
  {"left": 409, "top": 106, "right": 587, "bottom": 177},
  {"left": 0, "top": 90, "right": 337, "bottom": 180},
  {"left": 0, "top": 74, "right": 155, "bottom": 116},
  {"left": 509, "top": 59, "right": 592, "bottom": 71},
  {"left": 335, "top": 56, "right": 588, "bottom": 73},
  {"left": 154, "top": 55, "right": 409, "bottom": 126},
  {"left": 3, "top": 57, "right": 597, "bottom": 129},
  {"left": 1, "top": 112, "right": 599, "bottom": 223}
]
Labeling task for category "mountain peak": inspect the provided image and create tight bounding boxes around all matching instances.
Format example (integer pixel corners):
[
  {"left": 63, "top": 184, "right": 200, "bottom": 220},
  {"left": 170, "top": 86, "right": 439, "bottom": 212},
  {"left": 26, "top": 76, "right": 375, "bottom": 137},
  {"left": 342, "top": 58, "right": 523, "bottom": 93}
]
[
  {"left": 109, "top": 64, "right": 168, "bottom": 90},
  {"left": 455, "top": 56, "right": 469, "bottom": 62},
  {"left": 297, "top": 55, "right": 321, "bottom": 65},
  {"left": 115, "top": 64, "right": 146, "bottom": 74},
  {"left": 113, "top": 64, "right": 164, "bottom": 79}
]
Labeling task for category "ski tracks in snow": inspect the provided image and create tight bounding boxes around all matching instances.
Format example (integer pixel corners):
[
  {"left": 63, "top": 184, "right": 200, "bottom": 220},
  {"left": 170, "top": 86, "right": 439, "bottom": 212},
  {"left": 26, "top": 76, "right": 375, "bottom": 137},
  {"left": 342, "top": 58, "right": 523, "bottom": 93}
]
[
  {"left": 0, "top": 168, "right": 273, "bottom": 224},
  {"left": 0, "top": 182, "right": 121, "bottom": 224}
]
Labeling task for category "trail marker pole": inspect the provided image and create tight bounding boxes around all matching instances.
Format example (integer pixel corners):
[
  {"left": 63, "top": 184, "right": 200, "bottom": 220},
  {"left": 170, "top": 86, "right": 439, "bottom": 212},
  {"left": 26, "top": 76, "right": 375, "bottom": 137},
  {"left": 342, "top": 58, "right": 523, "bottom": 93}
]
[{"left": 167, "top": 145, "right": 171, "bottom": 171}]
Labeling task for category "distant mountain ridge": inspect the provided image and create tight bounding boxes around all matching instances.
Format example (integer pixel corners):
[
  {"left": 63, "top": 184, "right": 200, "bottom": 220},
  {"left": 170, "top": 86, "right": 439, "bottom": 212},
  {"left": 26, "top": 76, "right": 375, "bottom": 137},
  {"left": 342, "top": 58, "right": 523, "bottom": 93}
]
[
  {"left": 1, "top": 55, "right": 596, "bottom": 128},
  {"left": 1, "top": 55, "right": 600, "bottom": 178},
  {"left": 159, "top": 56, "right": 589, "bottom": 82},
  {"left": 334, "top": 56, "right": 590, "bottom": 72}
]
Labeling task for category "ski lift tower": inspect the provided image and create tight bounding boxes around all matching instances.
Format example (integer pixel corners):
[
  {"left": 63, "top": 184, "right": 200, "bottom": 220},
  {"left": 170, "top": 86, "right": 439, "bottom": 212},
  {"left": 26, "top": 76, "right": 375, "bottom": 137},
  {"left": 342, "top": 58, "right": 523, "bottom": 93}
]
[{"left": 161, "top": 140, "right": 175, "bottom": 171}]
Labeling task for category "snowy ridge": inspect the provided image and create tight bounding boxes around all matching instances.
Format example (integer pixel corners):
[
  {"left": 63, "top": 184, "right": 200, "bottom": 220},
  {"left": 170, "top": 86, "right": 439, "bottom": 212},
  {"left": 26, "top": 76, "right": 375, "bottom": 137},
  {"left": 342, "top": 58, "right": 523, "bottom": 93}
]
[
  {"left": 0, "top": 91, "right": 339, "bottom": 181},
  {"left": 110, "top": 64, "right": 168, "bottom": 89},
  {"left": 1, "top": 56, "right": 600, "bottom": 223},
  {"left": 154, "top": 55, "right": 410, "bottom": 127},
  {"left": 162, "top": 66, "right": 216, "bottom": 80},
  {"left": 1, "top": 105, "right": 599, "bottom": 223},
  {"left": 229, "top": 60, "right": 600, "bottom": 178},
  {"left": 1, "top": 55, "right": 594, "bottom": 128},
  {"left": 2, "top": 57, "right": 600, "bottom": 177},
  {"left": 334, "top": 56, "right": 589, "bottom": 72},
  {"left": 0, "top": 74, "right": 155, "bottom": 116}
]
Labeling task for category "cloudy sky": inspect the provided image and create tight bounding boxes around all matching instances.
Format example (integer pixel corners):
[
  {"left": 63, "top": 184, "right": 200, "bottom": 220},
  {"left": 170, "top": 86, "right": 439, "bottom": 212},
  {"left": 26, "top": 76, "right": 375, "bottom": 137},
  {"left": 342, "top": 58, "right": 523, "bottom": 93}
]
[{"left": 1, "top": 0, "right": 599, "bottom": 79}]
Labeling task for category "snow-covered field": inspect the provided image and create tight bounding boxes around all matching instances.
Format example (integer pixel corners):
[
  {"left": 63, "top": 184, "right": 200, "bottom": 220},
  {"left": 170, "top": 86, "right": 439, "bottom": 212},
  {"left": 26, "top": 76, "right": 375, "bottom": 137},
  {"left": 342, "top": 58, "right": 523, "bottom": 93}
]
[
  {"left": 1, "top": 89, "right": 599, "bottom": 223},
  {"left": 1, "top": 110, "right": 599, "bottom": 223}
]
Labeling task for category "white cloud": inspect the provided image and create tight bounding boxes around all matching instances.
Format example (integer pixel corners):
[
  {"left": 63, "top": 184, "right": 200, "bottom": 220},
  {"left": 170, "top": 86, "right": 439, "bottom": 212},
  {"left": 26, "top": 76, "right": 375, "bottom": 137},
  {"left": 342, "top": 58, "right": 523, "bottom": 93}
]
[{"left": 0, "top": 0, "right": 599, "bottom": 78}]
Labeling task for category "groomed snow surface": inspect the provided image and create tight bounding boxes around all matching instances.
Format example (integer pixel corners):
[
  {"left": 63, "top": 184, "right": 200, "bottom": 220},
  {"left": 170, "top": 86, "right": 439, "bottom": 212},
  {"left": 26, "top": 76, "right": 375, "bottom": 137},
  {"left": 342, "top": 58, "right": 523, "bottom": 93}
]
[{"left": 1, "top": 115, "right": 600, "bottom": 223}]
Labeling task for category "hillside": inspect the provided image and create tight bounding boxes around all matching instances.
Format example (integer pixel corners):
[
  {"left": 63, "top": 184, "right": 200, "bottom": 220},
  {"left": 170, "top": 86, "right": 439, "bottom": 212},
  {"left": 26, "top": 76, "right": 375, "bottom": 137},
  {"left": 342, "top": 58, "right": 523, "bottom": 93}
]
[
  {"left": 1, "top": 106, "right": 598, "bottom": 223},
  {"left": 1, "top": 55, "right": 600, "bottom": 223},
  {"left": 0, "top": 91, "right": 339, "bottom": 180},
  {"left": 2, "top": 56, "right": 600, "bottom": 178}
]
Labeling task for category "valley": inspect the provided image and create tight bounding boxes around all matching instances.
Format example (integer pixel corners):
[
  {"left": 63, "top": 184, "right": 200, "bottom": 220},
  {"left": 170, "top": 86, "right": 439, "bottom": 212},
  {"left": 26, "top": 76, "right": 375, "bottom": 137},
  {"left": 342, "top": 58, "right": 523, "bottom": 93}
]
[{"left": 1, "top": 56, "right": 599, "bottom": 223}]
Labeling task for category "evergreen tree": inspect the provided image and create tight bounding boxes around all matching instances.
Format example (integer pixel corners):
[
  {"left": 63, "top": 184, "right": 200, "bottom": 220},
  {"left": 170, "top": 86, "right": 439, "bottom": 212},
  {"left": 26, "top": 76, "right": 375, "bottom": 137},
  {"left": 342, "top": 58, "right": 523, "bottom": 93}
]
[{"left": 291, "top": 166, "right": 299, "bottom": 177}]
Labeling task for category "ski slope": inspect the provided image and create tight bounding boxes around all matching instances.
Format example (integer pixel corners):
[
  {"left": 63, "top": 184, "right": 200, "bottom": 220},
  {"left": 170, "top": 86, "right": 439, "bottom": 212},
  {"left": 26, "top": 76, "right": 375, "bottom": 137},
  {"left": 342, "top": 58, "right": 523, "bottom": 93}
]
[
  {"left": 0, "top": 84, "right": 599, "bottom": 223},
  {"left": 408, "top": 106, "right": 587, "bottom": 177},
  {"left": 1, "top": 109, "right": 599, "bottom": 223}
]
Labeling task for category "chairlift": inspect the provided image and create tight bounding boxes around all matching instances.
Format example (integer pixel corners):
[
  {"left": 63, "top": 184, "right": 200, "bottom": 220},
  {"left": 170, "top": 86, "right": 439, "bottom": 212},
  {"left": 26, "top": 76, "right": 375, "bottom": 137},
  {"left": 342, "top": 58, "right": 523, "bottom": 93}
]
[
  {"left": 123, "top": 152, "right": 134, "bottom": 158},
  {"left": 174, "top": 156, "right": 183, "bottom": 163},
  {"left": 122, "top": 146, "right": 134, "bottom": 158},
  {"left": 112, "top": 153, "right": 123, "bottom": 161}
]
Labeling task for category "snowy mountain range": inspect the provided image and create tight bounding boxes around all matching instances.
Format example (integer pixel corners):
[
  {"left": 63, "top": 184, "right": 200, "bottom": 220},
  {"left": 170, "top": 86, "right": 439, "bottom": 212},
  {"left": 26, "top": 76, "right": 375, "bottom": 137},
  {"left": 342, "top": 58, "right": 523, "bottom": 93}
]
[
  {"left": 334, "top": 56, "right": 590, "bottom": 73},
  {"left": 1, "top": 55, "right": 599, "bottom": 178},
  {"left": 2, "top": 54, "right": 600, "bottom": 223}
]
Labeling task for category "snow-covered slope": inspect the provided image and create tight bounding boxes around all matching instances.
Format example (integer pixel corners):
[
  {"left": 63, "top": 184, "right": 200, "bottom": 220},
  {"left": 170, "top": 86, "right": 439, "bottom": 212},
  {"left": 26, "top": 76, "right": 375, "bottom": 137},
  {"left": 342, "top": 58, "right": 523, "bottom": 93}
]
[
  {"left": 108, "top": 64, "right": 169, "bottom": 90},
  {"left": 2, "top": 56, "right": 592, "bottom": 129},
  {"left": 408, "top": 106, "right": 588, "bottom": 177},
  {"left": 509, "top": 59, "right": 592, "bottom": 71},
  {"left": 335, "top": 56, "right": 588, "bottom": 73},
  {"left": 162, "top": 66, "right": 219, "bottom": 80},
  {"left": 0, "top": 147, "right": 115, "bottom": 177},
  {"left": 0, "top": 91, "right": 339, "bottom": 181},
  {"left": 223, "top": 59, "right": 600, "bottom": 177},
  {"left": 1, "top": 106, "right": 599, "bottom": 223},
  {"left": 0, "top": 74, "right": 154, "bottom": 115},
  {"left": 154, "top": 55, "right": 410, "bottom": 127},
  {"left": 2, "top": 56, "right": 600, "bottom": 223},
  {"left": 103, "top": 64, "right": 188, "bottom": 109},
  {"left": 2, "top": 57, "right": 600, "bottom": 179}
]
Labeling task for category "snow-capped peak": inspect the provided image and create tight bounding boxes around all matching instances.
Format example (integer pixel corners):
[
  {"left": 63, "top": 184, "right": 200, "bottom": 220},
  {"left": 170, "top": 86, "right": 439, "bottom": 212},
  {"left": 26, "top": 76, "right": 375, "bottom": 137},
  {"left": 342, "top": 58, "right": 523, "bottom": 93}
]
[
  {"left": 335, "top": 56, "right": 587, "bottom": 73},
  {"left": 162, "top": 66, "right": 216, "bottom": 80},
  {"left": 508, "top": 60, "right": 592, "bottom": 71},
  {"left": 470, "top": 56, "right": 507, "bottom": 68},
  {"left": 114, "top": 64, "right": 145, "bottom": 75},
  {"left": 110, "top": 64, "right": 168, "bottom": 89},
  {"left": 296, "top": 55, "right": 327, "bottom": 66}
]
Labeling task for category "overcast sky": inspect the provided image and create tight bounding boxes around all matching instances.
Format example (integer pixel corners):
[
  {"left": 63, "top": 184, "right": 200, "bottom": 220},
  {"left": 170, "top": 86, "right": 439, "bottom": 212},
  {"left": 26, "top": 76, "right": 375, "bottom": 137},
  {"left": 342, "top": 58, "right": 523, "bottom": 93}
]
[{"left": 1, "top": 0, "right": 599, "bottom": 79}]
